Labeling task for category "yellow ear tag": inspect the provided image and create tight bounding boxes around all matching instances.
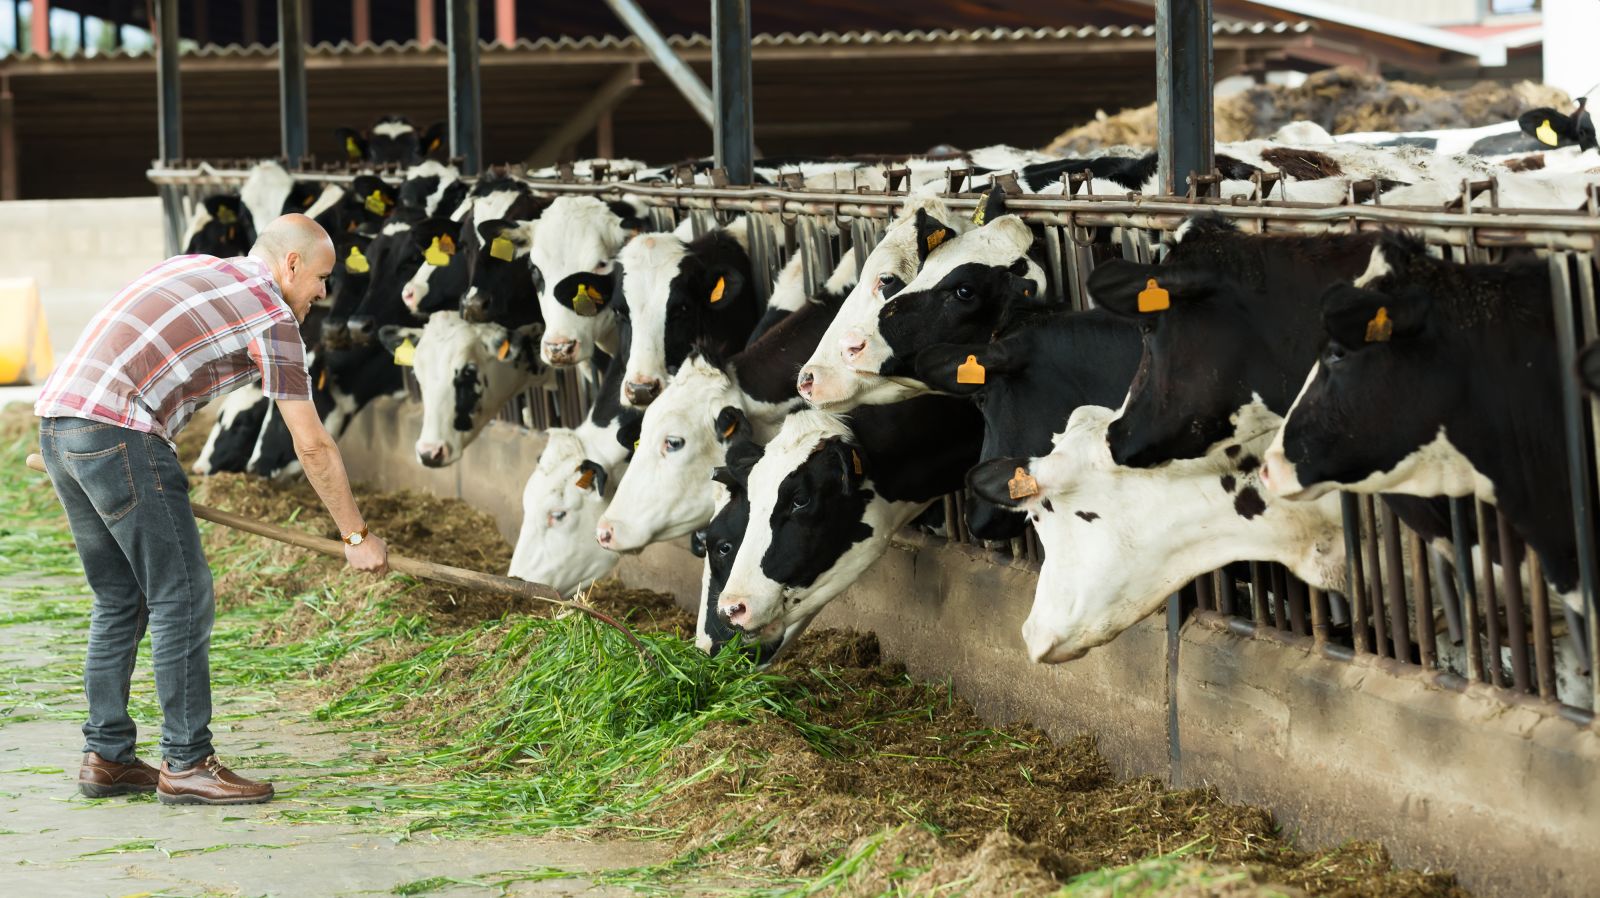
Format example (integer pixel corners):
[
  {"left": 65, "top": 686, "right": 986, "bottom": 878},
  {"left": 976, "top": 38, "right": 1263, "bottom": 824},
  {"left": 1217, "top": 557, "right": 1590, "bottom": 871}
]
[
  {"left": 345, "top": 246, "right": 369, "bottom": 274},
  {"left": 364, "top": 190, "right": 389, "bottom": 216},
  {"left": 317, "top": 368, "right": 328, "bottom": 390},
  {"left": 392, "top": 337, "right": 416, "bottom": 366},
  {"left": 709, "top": 276, "right": 727, "bottom": 304},
  {"left": 956, "top": 354, "right": 986, "bottom": 385},
  {"left": 850, "top": 449, "right": 863, "bottom": 476},
  {"left": 1536, "top": 119, "right": 1559, "bottom": 147},
  {"left": 1137, "top": 278, "right": 1170, "bottom": 313},
  {"left": 925, "top": 228, "right": 949, "bottom": 253},
  {"left": 345, "top": 136, "right": 362, "bottom": 160},
  {"left": 633, "top": 439, "right": 640, "bottom": 451},
  {"left": 424, "top": 236, "right": 451, "bottom": 267},
  {"left": 1364, "top": 306, "right": 1393, "bottom": 343},
  {"left": 1008, "top": 467, "right": 1040, "bottom": 500},
  {"left": 215, "top": 205, "right": 237, "bottom": 225},
  {"left": 575, "top": 468, "right": 596, "bottom": 490},
  {"left": 490, "top": 236, "right": 516, "bottom": 262}
]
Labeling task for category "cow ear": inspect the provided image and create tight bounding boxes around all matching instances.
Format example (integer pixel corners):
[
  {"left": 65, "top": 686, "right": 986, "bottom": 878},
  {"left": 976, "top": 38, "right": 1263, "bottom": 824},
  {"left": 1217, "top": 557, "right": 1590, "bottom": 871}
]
[
  {"left": 616, "top": 413, "right": 643, "bottom": 461},
  {"left": 1007, "top": 258, "right": 1048, "bottom": 307},
  {"left": 1088, "top": 259, "right": 1212, "bottom": 318},
  {"left": 377, "top": 324, "right": 424, "bottom": 354},
  {"left": 714, "top": 406, "right": 751, "bottom": 444},
  {"left": 821, "top": 437, "right": 866, "bottom": 492},
  {"left": 1578, "top": 340, "right": 1600, "bottom": 396},
  {"left": 574, "top": 459, "right": 608, "bottom": 496},
  {"left": 914, "top": 342, "right": 1012, "bottom": 395},
  {"left": 967, "top": 456, "right": 1038, "bottom": 509},
  {"left": 690, "top": 528, "right": 710, "bottom": 557},
  {"left": 420, "top": 122, "right": 447, "bottom": 156},
  {"left": 203, "top": 194, "right": 247, "bottom": 224},
  {"left": 350, "top": 175, "right": 397, "bottom": 219},
  {"left": 478, "top": 218, "right": 530, "bottom": 259},
  {"left": 971, "top": 183, "right": 1007, "bottom": 226},
  {"left": 606, "top": 200, "right": 651, "bottom": 234},
  {"left": 335, "top": 126, "right": 368, "bottom": 161},
  {"left": 915, "top": 208, "right": 956, "bottom": 263},
  {"left": 1321, "top": 283, "right": 1429, "bottom": 349},
  {"left": 723, "top": 437, "right": 765, "bottom": 485},
  {"left": 1518, "top": 107, "right": 1579, "bottom": 148},
  {"left": 704, "top": 268, "right": 745, "bottom": 310}
]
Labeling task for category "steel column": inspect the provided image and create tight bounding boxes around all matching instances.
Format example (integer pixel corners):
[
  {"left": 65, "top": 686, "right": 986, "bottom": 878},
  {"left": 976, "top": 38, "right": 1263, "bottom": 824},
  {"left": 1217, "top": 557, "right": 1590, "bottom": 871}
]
[
  {"left": 278, "top": 0, "right": 308, "bottom": 167},
  {"left": 712, "top": 0, "right": 754, "bottom": 184},
  {"left": 31, "top": 0, "right": 50, "bottom": 58},
  {"left": 603, "top": 0, "right": 714, "bottom": 127},
  {"left": 155, "top": 0, "right": 182, "bottom": 255},
  {"left": 1154, "top": 0, "right": 1214, "bottom": 196},
  {"left": 446, "top": 0, "right": 481, "bottom": 175},
  {"left": 494, "top": 0, "right": 515, "bottom": 45},
  {"left": 417, "top": 0, "right": 435, "bottom": 47}
]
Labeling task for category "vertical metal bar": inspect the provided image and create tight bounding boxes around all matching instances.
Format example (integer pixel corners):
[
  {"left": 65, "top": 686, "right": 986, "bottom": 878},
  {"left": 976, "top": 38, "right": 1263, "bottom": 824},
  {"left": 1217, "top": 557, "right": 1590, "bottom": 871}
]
[
  {"left": 1529, "top": 551, "right": 1556, "bottom": 701},
  {"left": 446, "top": 0, "right": 482, "bottom": 175},
  {"left": 1496, "top": 510, "right": 1531, "bottom": 693},
  {"left": 1310, "top": 587, "right": 1330, "bottom": 649},
  {"left": 711, "top": 0, "right": 754, "bottom": 185},
  {"left": 1270, "top": 564, "right": 1287, "bottom": 631},
  {"left": 1362, "top": 496, "right": 1388, "bottom": 657},
  {"left": 156, "top": 0, "right": 181, "bottom": 163},
  {"left": 1342, "top": 493, "right": 1370, "bottom": 654},
  {"left": 1475, "top": 499, "right": 1505, "bottom": 687},
  {"left": 1380, "top": 503, "right": 1411, "bottom": 662},
  {"left": 243, "top": 0, "right": 259, "bottom": 44},
  {"left": 0, "top": 75, "right": 17, "bottom": 201},
  {"left": 31, "top": 0, "right": 49, "bottom": 58},
  {"left": 1044, "top": 225, "right": 1065, "bottom": 305},
  {"left": 1154, "top": 0, "right": 1214, "bottom": 196},
  {"left": 596, "top": 111, "right": 615, "bottom": 159},
  {"left": 1451, "top": 497, "right": 1484, "bottom": 682},
  {"left": 1249, "top": 561, "right": 1268, "bottom": 626},
  {"left": 278, "top": 0, "right": 308, "bottom": 167},
  {"left": 1409, "top": 529, "right": 1436, "bottom": 670},
  {"left": 1432, "top": 546, "right": 1464, "bottom": 644},
  {"left": 1166, "top": 592, "right": 1183, "bottom": 787},
  {"left": 1193, "top": 574, "right": 1214, "bottom": 612},
  {"left": 1546, "top": 252, "right": 1600, "bottom": 711},
  {"left": 1285, "top": 575, "right": 1308, "bottom": 637},
  {"left": 1214, "top": 570, "right": 1233, "bottom": 617}
]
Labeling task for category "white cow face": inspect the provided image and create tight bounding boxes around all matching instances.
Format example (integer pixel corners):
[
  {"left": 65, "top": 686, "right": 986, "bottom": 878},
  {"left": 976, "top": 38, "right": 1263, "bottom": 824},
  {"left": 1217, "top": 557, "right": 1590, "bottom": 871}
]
[
  {"left": 594, "top": 355, "right": 746, "bottom": 553},
  {"left": 509, "top": 428, "right": 622, "bottom": 596},
  {"left": 527, "top": 196, "right": 634, "bottom": 367},
  {"left": 797, "top": 193, "right": 966, "bottom": 411},
  {"left": 380, "top": 311, "right": 542, "bottom": 468},
  {"left": 975, "top": 404, "right": 1345, "bottom": 664}
]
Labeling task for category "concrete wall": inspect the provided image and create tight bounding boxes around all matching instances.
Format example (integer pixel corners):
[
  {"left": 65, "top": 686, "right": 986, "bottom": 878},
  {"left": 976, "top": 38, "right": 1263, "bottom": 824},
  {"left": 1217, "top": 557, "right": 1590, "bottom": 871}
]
[{"left": 340, "top": 395, "right": 1600, "bottom": 898}]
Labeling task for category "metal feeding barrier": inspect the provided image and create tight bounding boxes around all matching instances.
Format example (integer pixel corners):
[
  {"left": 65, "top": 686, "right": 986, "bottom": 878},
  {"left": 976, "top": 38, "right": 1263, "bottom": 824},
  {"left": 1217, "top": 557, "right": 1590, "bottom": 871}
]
[{"left": 150, "top": 159, "right": 1600, "bottom": 720}]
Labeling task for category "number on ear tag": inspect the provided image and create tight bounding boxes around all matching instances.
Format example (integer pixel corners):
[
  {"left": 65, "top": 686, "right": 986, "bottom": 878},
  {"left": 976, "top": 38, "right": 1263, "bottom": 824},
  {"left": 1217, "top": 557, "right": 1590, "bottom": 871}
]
[
  {"left": 709, "top": 276, "right": 726, "bottom": 304},
  {"left": 925, "top": 228, "right": 949, "bottom": 253},
  {"left": 497, "top": 339, "right": 511, "bottom": 360},
  {"left": 345, "top": 246, "right": 370, "bottom": 274},
  {"left": 575, "top": 468, "right": 596, "bottom": 490},
  {"left": 424, "top": 236, "right": 452, "bottom": 267},
  {"left": 1008, "top": 467, "right": 1039, "bottom": 500},
  {"left": 956, "top": 354, "right": 986, "bottom": 385},
  {"left": 1364, "top": 306, "right": 1393, "bottom": 343},
  {"left": 392, "top": 337, "right": 416, "bottom": 367},
  {"left": 1137, "top": 278, "right": 1170, "bottom": 313},
  {"left": 490, "top": 236, "right": 516, "bottom": 262},
  {"left": 364, "top": 190, "right": 389, "bottom": 216},
  {"left": 1536, "top": 119, "right": 1560, "bottom": 147},
  {"left": 345, "top": 136, "right": 363, "bottom": 160}
]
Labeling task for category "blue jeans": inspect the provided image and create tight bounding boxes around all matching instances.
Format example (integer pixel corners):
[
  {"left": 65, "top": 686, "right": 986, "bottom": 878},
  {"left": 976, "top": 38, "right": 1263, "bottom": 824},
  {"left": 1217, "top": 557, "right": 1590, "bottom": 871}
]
[{"left": 38, "top": 417, "right": 215, "bottom": 769}]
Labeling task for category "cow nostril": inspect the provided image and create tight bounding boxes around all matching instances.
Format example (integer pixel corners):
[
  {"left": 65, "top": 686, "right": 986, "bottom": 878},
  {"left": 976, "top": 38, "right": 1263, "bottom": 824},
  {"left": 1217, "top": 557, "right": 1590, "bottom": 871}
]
[
  {"left": 595, "top": 523, "right": 614, "bottom": 547},
  {"left": 797, "top": 371, "right": 814, "bottom": 397},
  {"left": 722, "top": 601, "right": 748, "bottom": 625}
]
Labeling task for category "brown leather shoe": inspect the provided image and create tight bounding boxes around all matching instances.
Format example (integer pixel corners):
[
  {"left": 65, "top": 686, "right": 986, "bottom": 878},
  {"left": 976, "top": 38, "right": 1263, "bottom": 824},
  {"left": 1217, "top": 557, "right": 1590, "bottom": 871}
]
[
  {"left": 157, "top": 755, "right": 274, "bottom": 806},
  {"left": 78, "top": 751, "right": 160, "bottom": 798}
]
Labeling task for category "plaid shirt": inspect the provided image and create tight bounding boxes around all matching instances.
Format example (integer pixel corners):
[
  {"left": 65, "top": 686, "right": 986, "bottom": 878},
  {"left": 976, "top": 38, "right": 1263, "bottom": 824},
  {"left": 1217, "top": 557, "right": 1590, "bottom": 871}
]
[{"left": 35, "top": 254, "right": 311, "bottom": 440}]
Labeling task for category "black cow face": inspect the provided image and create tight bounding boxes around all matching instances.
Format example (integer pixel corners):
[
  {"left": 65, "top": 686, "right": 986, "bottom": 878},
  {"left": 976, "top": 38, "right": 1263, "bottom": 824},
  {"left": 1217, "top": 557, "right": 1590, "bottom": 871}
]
[
  {"left": 323, "top": 232, "right": 376, "bottom": 350},
  {"left": 757, "top": 438, "right": 875, "bottom": 590},
  {"left": 346, "top": 227, "right": 426, "bottom": 345},
  {"left": 349, "top": 176, "right": 400, "bottom": 225},
  {"left": 336, "top": 118, "right": 446, "bottom": 165},
  {"left": 698, "top": 421, "right": 769, "bottom": 659},
  {"left": 878, "top": 260, "right": 1040, "bottom": 377},
  {"left": 406, "top": 215, "right": 476, "bottom": 316},
  {"left": 463, "top": 218, "right": 540, "bottom": 330},
  {"left": 185, "top": 195, "right": 254, "bottom": 258},
  {"left": 914, "top": 340, "right": 1030, "bottom": 540}
]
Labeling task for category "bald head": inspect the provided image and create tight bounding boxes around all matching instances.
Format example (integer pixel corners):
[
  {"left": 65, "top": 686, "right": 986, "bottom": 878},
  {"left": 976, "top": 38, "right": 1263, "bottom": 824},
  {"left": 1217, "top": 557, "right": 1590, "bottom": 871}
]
[{"left": 252, "top": 213, "right": 336, "bottom": 322}]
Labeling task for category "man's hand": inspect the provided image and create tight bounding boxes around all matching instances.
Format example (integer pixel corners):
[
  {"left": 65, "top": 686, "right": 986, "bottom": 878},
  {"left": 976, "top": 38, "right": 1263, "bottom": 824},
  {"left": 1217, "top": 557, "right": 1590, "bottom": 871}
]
[{"left": 345, "top": 533, "right": 389, "bottom": 574}]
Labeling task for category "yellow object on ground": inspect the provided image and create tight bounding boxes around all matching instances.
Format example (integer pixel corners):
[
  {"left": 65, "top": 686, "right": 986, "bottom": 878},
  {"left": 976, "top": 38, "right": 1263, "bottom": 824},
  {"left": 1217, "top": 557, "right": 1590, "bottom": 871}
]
[{"left": 0, "top": 278, "right": 54, "bottom": 385}]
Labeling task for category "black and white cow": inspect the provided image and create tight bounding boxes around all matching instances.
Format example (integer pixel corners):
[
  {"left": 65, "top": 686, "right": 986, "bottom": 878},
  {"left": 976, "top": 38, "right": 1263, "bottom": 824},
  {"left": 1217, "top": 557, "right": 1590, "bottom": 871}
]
[
  {"left": 526, "top": 196, "right": 650, "bottom": 368},
  {"left": 595, "top": 254, "right": 858, "bottom": 552},
  {"left": 246, "top": 353, "right": 357, "bottom": 481},
  {"left": 448, "top": 177, "right": 552, "bottom": 328},
  {"left": 968, "top": 403, "right": 1345, "bottom": 662},
  {"left": 379, "top": 311, "right": 549, "bottom": 467},
  {"left": 1262, "top": 234, "right": 1584, "bottom": 608},
  {"left": 335, "top": 116, "right": 446, "bottom": 166},
  {"left": 612, "top": 217, "right": 770, "bottom": 406},
  {"left": 191, "top": 384, "right": 269, "bottom": 475},
  {"left": 711, "top": 397, "right": 984, "bottom": 657},
  {"left": 182, "top": 195, "right": 255, "bottom": 258}
]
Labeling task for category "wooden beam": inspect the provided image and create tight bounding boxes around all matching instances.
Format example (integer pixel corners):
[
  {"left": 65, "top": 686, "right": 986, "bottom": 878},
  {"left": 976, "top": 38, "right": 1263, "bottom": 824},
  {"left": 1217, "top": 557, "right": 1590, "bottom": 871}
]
[
  {"left": 352, "top": 0, "right": 370, "bottom": 45},
  {"left": 32, "top": 0, "right": 51, "bottom": 58},
  {"left": 494, "top": 0, "right": 515, "bottom": 46},
  {"left": 525, "top": 64, "right": 642, "bottom": 167},
  {"left": 416, "top": 0, "right": 435, "bottom": 47}
]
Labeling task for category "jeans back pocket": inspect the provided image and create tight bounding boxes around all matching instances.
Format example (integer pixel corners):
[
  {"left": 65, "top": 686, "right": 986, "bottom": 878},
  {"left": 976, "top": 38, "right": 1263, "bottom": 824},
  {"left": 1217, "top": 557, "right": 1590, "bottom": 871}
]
[{"left": 63, "top": 443, "right": 139, "bottom": 524}]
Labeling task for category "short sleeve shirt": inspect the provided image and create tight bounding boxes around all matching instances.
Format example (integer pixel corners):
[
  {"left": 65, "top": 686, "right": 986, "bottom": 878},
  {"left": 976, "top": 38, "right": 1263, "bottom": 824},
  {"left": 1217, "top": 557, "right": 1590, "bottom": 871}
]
[{"left": 34, "top": 254, "right": 311, "bottom": 440}]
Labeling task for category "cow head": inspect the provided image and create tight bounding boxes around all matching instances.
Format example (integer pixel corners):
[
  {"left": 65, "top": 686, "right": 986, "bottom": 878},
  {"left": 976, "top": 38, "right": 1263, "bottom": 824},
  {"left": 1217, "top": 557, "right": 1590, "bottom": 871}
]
[
  {"left": 344, "top": 222, "right": 426, "bottom": 346},
  {"left": 402, "top": 215, "right": 475, "bottom": 317},
  {"left": 1263, "top": 237, "right": 1482, "bottom": 501},
  {"left": 1518, "top": 98, "right": 1597, "bottom": 153},
  {"left": 182, "top": 195, "right": 255, "bottom": 258},
  {"left": 192, "top": 385, "right": 268, "bottom": 475},
  {"left": 526, "top": 196, "right": 641, "bottom": 368},
  {"left": 379, "top": 312, "right": 543, "bottom": 467},
  {"left": 594, "top": 355, "right": 749, "bottom": 552},
  {"left": 461, "top": 218, "right": 541, "bottom": 330},
  {"left": 797, "top": 192, "right": 968, "bottom": 410},
  {"left": 509, "top": 428, "right": 623, "bottom": 596},
  {"left": 971, "top": 403, "right": 1344, "bottom": 663},
  {"left": 336, "top": 116, "right": 446, "bottom": 166}
]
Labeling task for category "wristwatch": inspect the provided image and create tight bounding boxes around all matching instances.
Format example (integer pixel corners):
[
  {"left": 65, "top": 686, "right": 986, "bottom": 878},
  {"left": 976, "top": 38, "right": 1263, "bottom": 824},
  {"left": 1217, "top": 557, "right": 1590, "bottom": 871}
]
[{"left": 342, "top": 526, "right": 369, "bottom": 547}]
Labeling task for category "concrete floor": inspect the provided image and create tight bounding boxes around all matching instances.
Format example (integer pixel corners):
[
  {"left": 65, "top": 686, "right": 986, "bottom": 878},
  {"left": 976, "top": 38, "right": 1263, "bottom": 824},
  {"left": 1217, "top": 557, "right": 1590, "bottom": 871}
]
[{"left": 0, "top": 577, "right": 698, "bottom": 898}]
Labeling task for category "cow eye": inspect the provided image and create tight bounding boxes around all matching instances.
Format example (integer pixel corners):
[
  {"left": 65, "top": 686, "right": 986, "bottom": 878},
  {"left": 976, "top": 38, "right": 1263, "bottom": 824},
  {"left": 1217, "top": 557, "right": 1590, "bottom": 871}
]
[
  {"left": 953, "top": 284, "right": 975, "bottom": 301},
  {"left": 791, "top": 494, "right": 811, "bottom": 511},
  {"left": 717, "top": 541, "right": 733, "bottom": 557},
  {"left": 1323, "top": 342, "right": 1347, "bottom": 366},
  {"left": 664, "top": 436, "right": 686, "bottom": 453},
  {"left": 547, "top": 510, "right": 567, "bottom": 525},
  {"left": 876, "top": 274, "right": 904, "bottom": 299},
  {"left": 1138, "top": 318, "right": 1156, "bottom": 336},
  {"left": 529, "top": 265, "right": 546, "bottom": 294},
  {"left": 594, "top": 260, "right": 612, "bottom": 274}
]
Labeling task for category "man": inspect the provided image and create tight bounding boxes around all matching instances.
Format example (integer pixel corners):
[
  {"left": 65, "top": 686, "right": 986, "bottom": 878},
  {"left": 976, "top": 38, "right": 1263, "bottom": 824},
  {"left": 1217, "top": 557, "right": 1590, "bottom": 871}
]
[{"left": 33, "top": 214, "right": 389, "bottom": 806}]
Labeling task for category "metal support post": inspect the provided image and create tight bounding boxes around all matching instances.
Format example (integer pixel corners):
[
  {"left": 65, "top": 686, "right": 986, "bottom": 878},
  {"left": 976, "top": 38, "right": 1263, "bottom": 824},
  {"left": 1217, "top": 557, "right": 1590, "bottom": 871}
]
[
  {"left": 603, "top": 0, "right": 714, "bottom": 127},
  {"left": 446, "top": 0, "right": 481, "bottom": 175},
  {"left": 712, "top": 0, "right": 754, "bottom": 185},
  {"left": 1155, "top": 0, "right": 1214, "bottom": 195},
  {"left": 278, "top": 0, "right": 308, "bottom": 167},
  {"left": 156, "top": 0, "right": 183, "bottom": 255}
]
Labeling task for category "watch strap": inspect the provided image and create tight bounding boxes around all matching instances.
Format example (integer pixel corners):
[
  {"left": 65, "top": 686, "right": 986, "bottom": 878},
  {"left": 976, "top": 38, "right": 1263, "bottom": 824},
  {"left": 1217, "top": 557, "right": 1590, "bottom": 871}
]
[{"left": 342, "top": 526, "right": 369, "bottom": 546}]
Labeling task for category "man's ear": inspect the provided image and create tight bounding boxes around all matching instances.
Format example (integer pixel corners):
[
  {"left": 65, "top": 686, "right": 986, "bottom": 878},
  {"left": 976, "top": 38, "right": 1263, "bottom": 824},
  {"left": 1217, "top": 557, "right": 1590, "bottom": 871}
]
[
  {"left": 704, "top": 268, "right": 746, "bottom": 310},
  {"left": 420, "top": 122, "right": 447, "bottom": 157},
  {"left": 714, "top": 406, "right": 751, "bottom": 444},
  {"left": 1087, "top": 260, "right": 1213, "bottom": 318},
  {"left": 1321, "top": 283, "right": 1429, "bottom": 348},
  {"left": 915, "top": 208, "right": 956, "bottom": 264},
  {"left": 377, "top": 324, "right": 424, "bottom": 354},
  {"left": 913, "top": 342, "right": 1013, "bottom": 395},
  {"left": 575, "top": 459, "right": 609, "bottom": 497},
  {"left": 334, "top": 126, "right": 368, "bottom": 161}
]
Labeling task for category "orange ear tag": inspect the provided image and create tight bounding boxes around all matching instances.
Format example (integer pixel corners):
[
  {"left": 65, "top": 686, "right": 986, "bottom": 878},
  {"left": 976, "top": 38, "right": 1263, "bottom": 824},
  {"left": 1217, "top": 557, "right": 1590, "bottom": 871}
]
[
  {"left": 317, "top": 368, "right": 328, "bottom": 390},
  {"left": 1137, "top": 278, "right": 1170, "bottom": 313},
  {"left": 850, "top": 449, "right": 863, "bottom": 476},
  {"left": 302, "top": 194, "right": 315, "bottom": 208},
  {"left": 721, "top": 420, "right": 737, "bottom": 439},
  {"left": 575, "top": 468, "right": 596, "bottom": 490},
  {"left": 956, "top": 354, "right": 986, "bottom": 385},
  {"left": 574, "top": 284, "right": 603, "bottom": 317},
  {"left": 490, "top": 236, "right": 516, "bottom": 262},
  {"left": 1364, "top": 306, "right": 1393, "bottom": 343},
  {"left": 925, "top": 228, "right": 949, "bottom": 253},
  {"left": 709, "top": 276, "right": 727, "bottom": 304},
  {"left": 497, "top": 339, "right": 511, "bottom": 360},
  {"left": 1008, "top": 467, "right": 1040, "bottom": 500}
]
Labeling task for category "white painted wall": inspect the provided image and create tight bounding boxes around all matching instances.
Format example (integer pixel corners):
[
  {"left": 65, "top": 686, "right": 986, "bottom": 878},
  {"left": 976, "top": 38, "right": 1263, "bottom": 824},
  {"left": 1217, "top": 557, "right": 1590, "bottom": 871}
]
[{"left": 1544, "top": 0, "right": 1600, "bottom": 100}]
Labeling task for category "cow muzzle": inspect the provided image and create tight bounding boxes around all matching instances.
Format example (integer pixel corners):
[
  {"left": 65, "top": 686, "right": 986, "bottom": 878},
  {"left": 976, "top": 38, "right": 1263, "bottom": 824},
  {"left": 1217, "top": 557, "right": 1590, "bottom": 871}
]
[
  {"left": 346, "top": 315, "right": 376, "bottom": 346},
  {"left": 542, "top": 339, "right": 580, "bottom": 367},
  {"left": 416, "top": 441, "right": 452, "bottom": 468},
  {"left": 623, "top": 377, "right": 662, "bottom": 407},
  {"left": 461, "top": 294, "right": 492, "bottom": 323},
  {"left": 321, "top": 318, "right": 351, "bottom": 349}
]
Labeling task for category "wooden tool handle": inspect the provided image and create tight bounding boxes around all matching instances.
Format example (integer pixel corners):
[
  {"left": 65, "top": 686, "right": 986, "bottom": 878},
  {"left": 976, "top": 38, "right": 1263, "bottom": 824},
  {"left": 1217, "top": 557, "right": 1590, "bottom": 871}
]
[{"left": 24, "top": 452, "right": 653, "bottom": 660}]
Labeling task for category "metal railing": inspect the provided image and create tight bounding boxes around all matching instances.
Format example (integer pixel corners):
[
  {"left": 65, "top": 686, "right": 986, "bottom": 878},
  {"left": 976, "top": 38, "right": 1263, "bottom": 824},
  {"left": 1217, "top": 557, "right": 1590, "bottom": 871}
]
[{"left": 152, "top": 159, "right": 1600, "bottom": 719}]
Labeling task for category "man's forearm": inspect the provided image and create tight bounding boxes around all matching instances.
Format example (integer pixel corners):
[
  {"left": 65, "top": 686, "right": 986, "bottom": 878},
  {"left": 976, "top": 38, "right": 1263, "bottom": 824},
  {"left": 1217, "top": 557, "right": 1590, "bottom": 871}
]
[{"left": 297, "top": 440, "right": 366, "bottom": 536}]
